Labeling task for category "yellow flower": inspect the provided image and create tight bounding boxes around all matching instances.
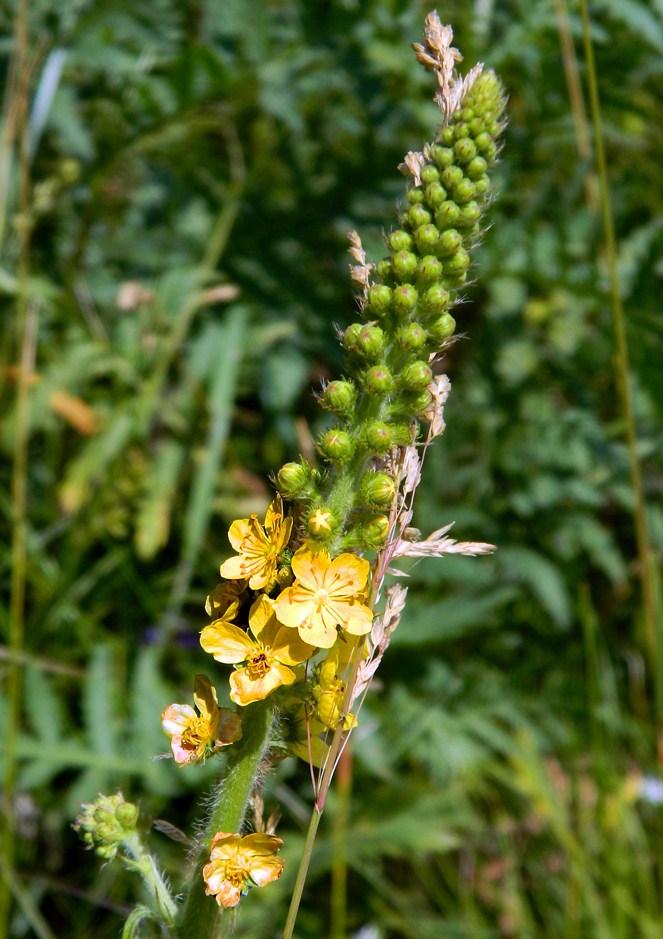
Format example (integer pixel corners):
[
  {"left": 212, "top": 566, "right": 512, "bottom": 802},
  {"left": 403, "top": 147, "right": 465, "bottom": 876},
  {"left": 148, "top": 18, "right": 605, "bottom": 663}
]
[
  {"left": 161, "top": 675, "right": 242, "bottom": 766},
  {"left": 274, "top": 545, "right": 373, "bottom": 648},
  {"left": 219, "top": 497, "right": 292, "bottom": 590},
  {"left": 203, "top": 831, "right": 284, "bottom": 909},
  {"left": 312, "top": 640, "right": 359, "bottom": 731},
  {"left": 205, "top": 579, "right": 248, "bottom": 619},
  {"left": 200, "top": 595, "right": 316, "bottom": 705}
]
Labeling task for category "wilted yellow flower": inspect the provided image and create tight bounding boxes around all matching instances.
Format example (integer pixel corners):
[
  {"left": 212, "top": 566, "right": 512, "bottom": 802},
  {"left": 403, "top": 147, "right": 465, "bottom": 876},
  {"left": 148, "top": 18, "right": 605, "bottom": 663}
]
[
  {"left": 203, "top": 831, "right": 284, "bottom": 909},
  {"left": 205, "top": 579, "right": 248, "bottom": 619},
  {"left": 219, "top": 497, "right": 292, "bottom": 590},
  {"left": 200, "top": 595, "right": 316, "bottom": 705},
  {"left": 312, "top": 640, "right": 359, "bottom": 731},
  {"left": 161, "top": 675, "right": 242, "bottom": 766},
  {"left": 274, "top": 545, "right": 373, "bottom": 648}
]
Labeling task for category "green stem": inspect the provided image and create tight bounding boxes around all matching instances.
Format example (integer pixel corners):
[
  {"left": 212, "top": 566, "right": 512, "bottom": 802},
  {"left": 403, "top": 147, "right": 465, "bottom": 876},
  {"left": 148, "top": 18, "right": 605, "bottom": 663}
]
[
  {"left": 178, "top": 699, "right": 274, "bottom": 939},
  {"left": 579, "top": 0, "right": 661, "bottom": 724}
]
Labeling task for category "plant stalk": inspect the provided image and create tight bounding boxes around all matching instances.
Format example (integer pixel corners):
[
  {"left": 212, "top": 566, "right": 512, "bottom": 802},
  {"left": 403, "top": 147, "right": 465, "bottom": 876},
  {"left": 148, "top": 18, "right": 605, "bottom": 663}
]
[{"left": 178, "top": 699, "right": 274, "bottom": 939}]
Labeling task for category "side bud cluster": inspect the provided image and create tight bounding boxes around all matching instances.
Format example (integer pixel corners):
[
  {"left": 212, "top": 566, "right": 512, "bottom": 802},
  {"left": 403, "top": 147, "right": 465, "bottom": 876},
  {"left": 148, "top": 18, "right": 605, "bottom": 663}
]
[
  {"left": 74, "top": 792, "right": 140, "bottom": 860},
  {"left": 276, "top": 62, "right": 505, "bottom": 551}
]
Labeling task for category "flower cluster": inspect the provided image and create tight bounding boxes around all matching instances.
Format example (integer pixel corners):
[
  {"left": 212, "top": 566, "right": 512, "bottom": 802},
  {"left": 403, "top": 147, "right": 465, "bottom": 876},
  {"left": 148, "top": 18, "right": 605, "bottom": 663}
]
[{"left": 154, "top": 14, "right": 506, "bottom": 920}]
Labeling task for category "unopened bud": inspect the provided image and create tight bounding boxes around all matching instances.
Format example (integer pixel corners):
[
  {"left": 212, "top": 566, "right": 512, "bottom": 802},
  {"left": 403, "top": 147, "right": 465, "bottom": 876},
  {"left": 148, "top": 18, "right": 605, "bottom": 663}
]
[
  {"left": 437, "top": 229, "right": 462, "bottom": 257},
  {"left": 453, "top": 122, "right": 470, "bottom": 140},
  {"left": 416, "top": 255, "right": 443, "bottom": 286},
  {"left": 364, "top": 421, "right": 392, "bottom": 455},
  {"left": 342, "top": 322, "right": 362, "bottom": 352},
  {"left": 277, "top": 461, "right": 311, "bottom": 496},
  {"left": 440, "top": 127, "right": 455, "bottom": 147},
  {"left": 407, "top": 188, "right": 425, "bottom": 204},
  {"left": 321, "top": 380, "right": 357, "bottom": 415},
  {"left": 435, "top": 201, "right": 461, "bottom": 229},
  {"left": 360, "top": 514, "right": 391, "bottom": 548},
  {"left": 458, "top": 202, "right": 482, "bottom": 229},
  {"left": 360, "top": 472, "right": 397, "bottom": 507},
  {"left": 441, "top": 165, "right": 464, "bottom": 191},
  {"left": 406, "top": 204, "right": 432, "bottom": 229},
  {"left": 396, "top": 322, "right": 428, "bottom": 351},
  {"left": 444, "top": 248, "right": 470, "bottom": 277},
  {"left": 392, "top": 284, "right": 418, "bottom": 317},
  {"left": 419, "top": 163, "right": 440, "bottom": 185},
  {"left": 401, "top": 361, "right": 433, "bottom": 392},
  {"left": 430, "top": 145, "right": 454, "bottom": 169},
  {"left": 392, "top": 250, "right": 418, "bottom": 283},
  {"left": 307, "top": 507, "right": 338, "bottom": 538},
  {"left": 466, "top": 156, "right": 488, "bottom": 180},
  {"left": 422, "top": 285, "right": 450, "bottom": 317},
  {"left": 388, "top": 229, "right": 413, "bottom": 252},
  {"left": 115, "top": 803, "right": 139, "bottom": 829},
  {"left": 356, "top": 325, "right": 387, "bottom": 359},
  {"left": 317, "top": 428, "right": 354, "bottom": 463},
  {"left": 474, "top": 174, "right": 490, "bottom": 195},
  {"left": 453, "top": 179, "right": 477, "bottom": 205},
  {"left": 414, "top": 224, "right": 440, "bottom": 254},
  {"left": 454, "top": 138, "right": 477, "bottom": 164},
  {"left": 428, "top": 313, "right": 456, "bottom": 343},
  {"left": 424, "top": 181, "right": 447, "bottom": 209},
  {"left": 366, "top": 284, "right": 392, "bottom": 316},
  {"left": 363, "top": 365, "right": 394, "bottom": 396},
  {"left": 376, "top": 258, "right": 393, "bottom": 282}
]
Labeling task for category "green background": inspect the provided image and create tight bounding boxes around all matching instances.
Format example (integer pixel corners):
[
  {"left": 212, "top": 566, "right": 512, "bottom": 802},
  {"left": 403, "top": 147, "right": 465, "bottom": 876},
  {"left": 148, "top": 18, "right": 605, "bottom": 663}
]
[{"left": 1, "top": 0, "right": 663, "bottom": 936}]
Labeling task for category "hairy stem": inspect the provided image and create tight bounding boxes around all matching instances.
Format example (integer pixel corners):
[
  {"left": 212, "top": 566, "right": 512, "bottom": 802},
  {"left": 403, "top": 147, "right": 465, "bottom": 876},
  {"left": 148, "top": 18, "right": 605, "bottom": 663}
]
[{"left": 178, "top": 699, "right": 274, "bottom": 939}]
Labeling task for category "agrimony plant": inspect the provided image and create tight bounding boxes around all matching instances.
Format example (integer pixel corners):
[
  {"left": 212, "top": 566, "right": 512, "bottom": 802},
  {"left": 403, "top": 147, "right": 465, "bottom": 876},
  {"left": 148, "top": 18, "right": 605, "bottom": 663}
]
[{"left": 75, "top": 13, "right": 506, "bottom": 937}]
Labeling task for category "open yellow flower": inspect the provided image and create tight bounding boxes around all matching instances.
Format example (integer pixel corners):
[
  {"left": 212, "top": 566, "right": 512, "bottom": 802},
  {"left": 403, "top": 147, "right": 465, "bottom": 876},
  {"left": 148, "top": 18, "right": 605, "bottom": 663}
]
[
  {"left": 205, "top": 578, "right": 248, "bottom": 619},
  {"left": 219, "top": 497, "right": 292, "bottom": 590},
  {"left": 200, "top": 595, "right": 316, "bottom": 705},
  {"left": 161, "top": 675, "right": 242, "bottom": 766},
  {"left": 203, "top": 831, "right": 284, "bottom": 909},
  {"left": 274, "top": 545, "right": 373, "bottom": 648}
]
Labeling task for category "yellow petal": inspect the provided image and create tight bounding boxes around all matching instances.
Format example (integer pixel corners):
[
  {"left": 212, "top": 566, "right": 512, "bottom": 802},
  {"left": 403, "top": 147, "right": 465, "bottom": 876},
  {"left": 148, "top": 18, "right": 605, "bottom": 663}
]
[
  {"left": 226, "top": 518, "right": 252, "bottom": 552},
  {"left": 274, "top": 587, "right": 315, "bottom": 630},
  {"left": 271, "top": 622, "right": 316, "bottom": 666},
  {"left": 264, "top": 496, "right": 284, "bottom": 532},
  {"left": 248, "top": 855, "right": 285, "bottom": 887},
  {"left": 230, "top": 662, "right": 294, "bottom": 705},
  {"left": 218, "top": 555, "right": 248, "bottom": 581},
  {"left": 216, "top": 708, "right": 243, "bottom": 745},
  {"left": 326, "top": 553, "right": 370, "bottom": 595},
  {"left": 192, "top": 674, "right": 219, "bottom": 721},
  {"left": 297, "top": 615, "right": 338, "bottom": 649},
  {"left": 290, "top": 545, "right": 329, "bottom": 590},
  {"left": 161, "top": 703, "right": 196, "bottom": 736},
  {"left": 241, "top": 833, "right": 283, "bottom": 854},
  {"left": 200, "top": 621, "right": 255, "bottom": 663},
  {"left": 337, "top": 599, "right": 373, "bottom": 635},
  {"left": 247, "top": 595, "right": 280, "bottom": 645}
]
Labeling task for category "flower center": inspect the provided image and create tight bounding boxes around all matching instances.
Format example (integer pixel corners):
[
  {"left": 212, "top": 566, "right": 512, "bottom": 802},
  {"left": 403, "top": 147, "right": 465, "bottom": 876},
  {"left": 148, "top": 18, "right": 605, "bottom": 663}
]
[
  {"left": 246, "top": 650, "right": 270, "bottom": 679},
  {"left": 224, "top": 861, "right": 248, "bottom": 891},
  {"left": 314, "top": 588, "right": 330, "bottom": 610}
]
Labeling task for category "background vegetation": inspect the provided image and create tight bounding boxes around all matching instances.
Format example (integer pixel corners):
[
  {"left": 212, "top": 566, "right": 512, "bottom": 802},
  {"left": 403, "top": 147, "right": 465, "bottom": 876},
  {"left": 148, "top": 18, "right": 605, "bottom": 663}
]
[{"left": 2, "top": 0, "right": 663, "bottom": 936}]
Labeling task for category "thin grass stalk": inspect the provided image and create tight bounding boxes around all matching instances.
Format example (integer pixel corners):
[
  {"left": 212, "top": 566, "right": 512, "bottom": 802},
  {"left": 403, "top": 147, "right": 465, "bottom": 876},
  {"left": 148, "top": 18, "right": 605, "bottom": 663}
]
[
  {"left": 1, "top": 0, "right": 33, "bottom": 933},
  {"left": 329, "top": 745, "right": 351, "bottom": 939},
  {"left": 578, "top": 0, "right": 662, "bottom": 725}
]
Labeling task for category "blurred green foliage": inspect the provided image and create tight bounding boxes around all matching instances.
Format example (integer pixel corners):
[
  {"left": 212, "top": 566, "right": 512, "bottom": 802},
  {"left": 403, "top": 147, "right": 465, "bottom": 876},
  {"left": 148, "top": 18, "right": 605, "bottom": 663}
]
[{"left": 1, "top": 0, "right": 663, "bottom": 936}]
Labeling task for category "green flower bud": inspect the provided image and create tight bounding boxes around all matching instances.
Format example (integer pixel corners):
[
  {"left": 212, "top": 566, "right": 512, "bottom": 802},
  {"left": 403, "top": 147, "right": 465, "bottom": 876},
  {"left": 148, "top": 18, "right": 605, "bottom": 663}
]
[
  {"left": 391, "top": 284, "right": 419, "bottom": 317},
  {"left": 466, "top": 156, "right": 488, "bottom": 180},
  {"left": 317, "top": 428, "right": 354, "bottom": 463},
  {"left": 407, "top": 388, "right": 434, "bottom": 416},
  {"left": 435, "top": 201, "right": 461, "bottom": 228},
  {"left": 377, "top": 258, "right": 393, "bottom": 282},
  {"left": 401, "top": 361, "right": 433, "bottom": 392},
  {"left": 307, "top": 506, "right": 339, "bottom": 538},
  {"left": 428, "top": 312, "right": 456, "bottom": 343},
  {"left": 474, "top": 175, "right": 490, "bottom": 195},
  {"left": 321, "top": 380, "right": 357, "bottom": 415},
  {"left": 367, "top": 284, "right": 392, "bottom": 316},
  {"left": 441, "top": 165, "right": 464, "bottom": 191},
  {"left": 468, "top": 117, "right": 483, "bottom": 136},
  {"left": 416, "top": 255, "right": 443, "bottom": 286},
  {"left": 454, "top": 137, "right": 477, "bottom": 164},
  {"left": 363, "top": 365, "right": 394, "bottom": 396},
  {"left": 452, "top": 179, "right": 477, "bottom": 204},
  {"left": 474, "top": 132, "right": 497, "bottom": 160},
  {"left": 440, "top": 126, "right": 454, "bottom": 146},
  {"left": 389, "top": 229, "right": 413, "bottom": 252},
  {"left": 356, "top": 324, "right": 387, "bottom": 359},
  {"left": 359, "top": 514, "right": 391, "bottom": 549},
  {"left": 392, "top": 250, "right": 419, "bottom": 282},
  {"left": 364, "top": 421, "right": 392, "bottom": 455},
  {"left": 396, "top": 322, "right": 428, "bottom": 351},
  {"left": 406, "top": 204, "right": 432, "bottom": 229},
  {"left": 414, "top": 223, "right": 440, "bottom": 254},
  {"left": 436, "top": 229, "right": 462, "bottom": 257},
  {"left": 457, "top": 202, "right": 482, "bottom": 229},
  {"left": 430, "top": 145, "right": 455, "bottom": 169},
  {"left": 407, "top": 188, "right": 425, "bottom": 204},
  {"left": 360, "top": 472, "right": 397, "bottom": 507},
  {"left": 116, "top": 803, "right": 139, "bottom": 829},
  {"left": 424, "top": 181, "right": 448, "bottom": 209},
  {"left": 422, "top": 284, "right": 450, "bottom": 317},
  {"left": 420, "top": 163, "right": 440, "bottom": 185},
  {"left": 453, "top": 122, "right": 470, "bottom": 140},
  {"left": 444, "top": 247, "right": 470, "bottom": 277},
  {"left": 342, "top": 322, "right": 362, "bottom": 352},
  {"left": 277, "top": 461, "right": 311, "bottom": 496}
]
